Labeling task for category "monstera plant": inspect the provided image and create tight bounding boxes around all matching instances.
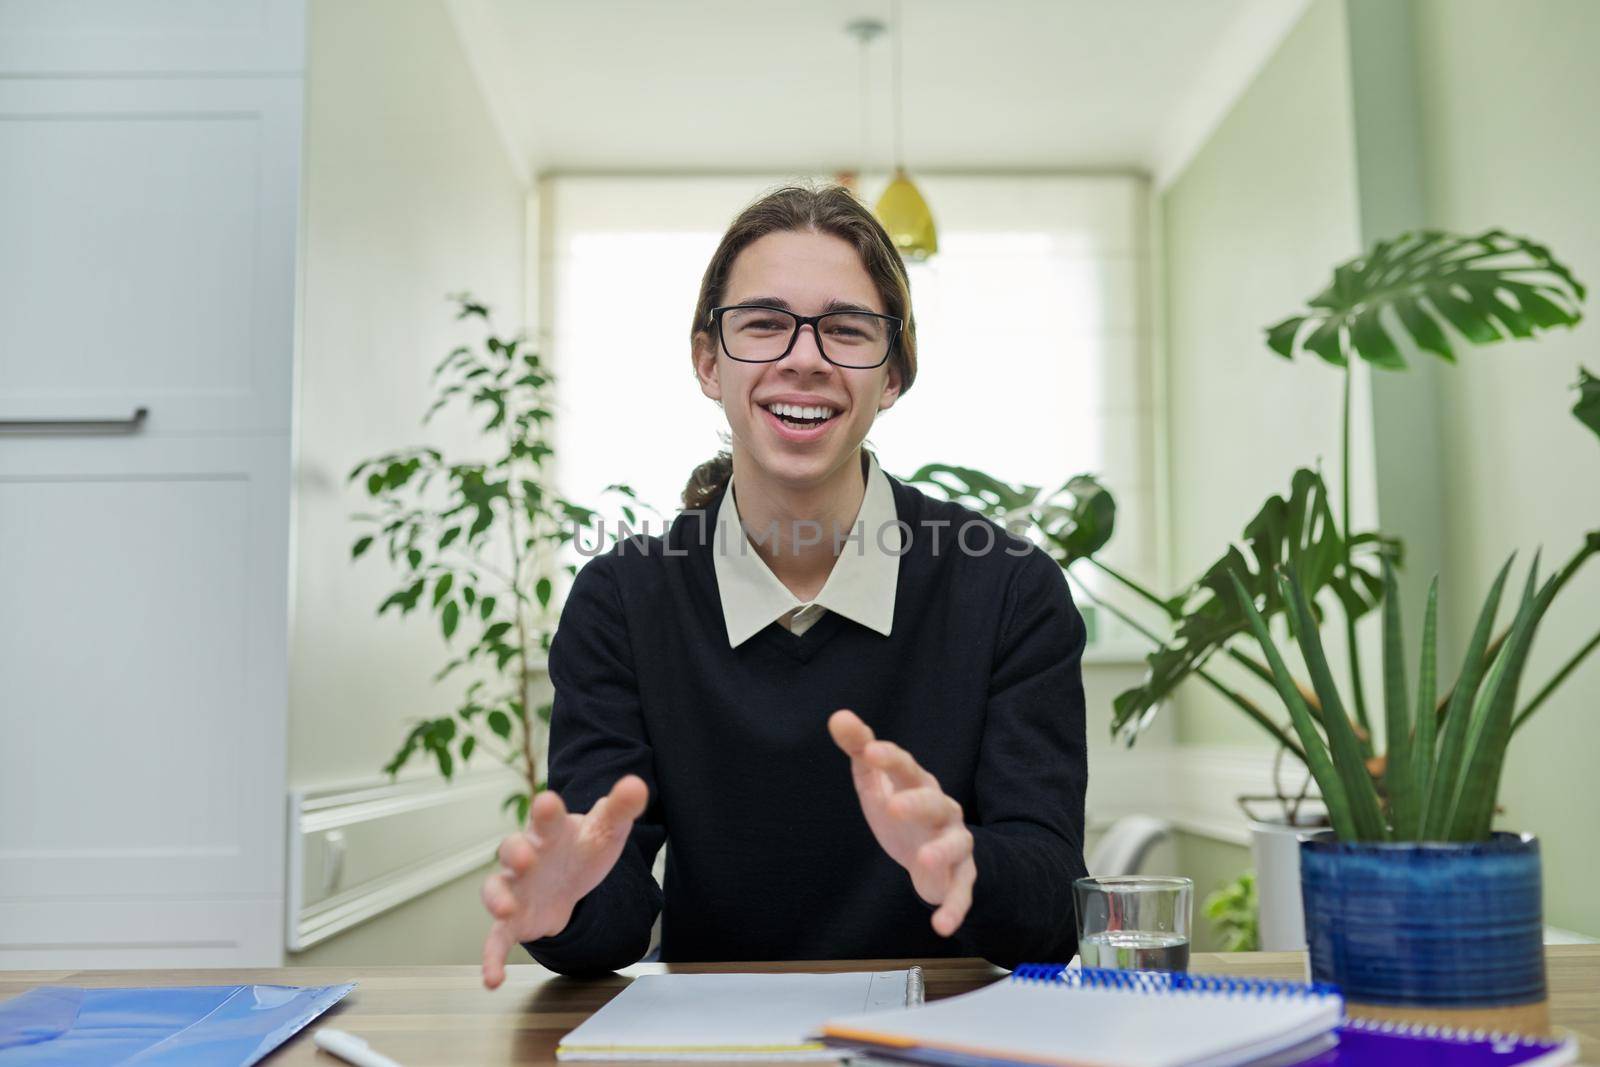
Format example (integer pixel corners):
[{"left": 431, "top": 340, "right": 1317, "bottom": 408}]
[{"left": 908, "top": 229, "right": 1597, "bottom": 799}]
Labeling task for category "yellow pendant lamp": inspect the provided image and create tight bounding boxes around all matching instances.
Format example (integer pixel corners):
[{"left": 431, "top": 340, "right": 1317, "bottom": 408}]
[
  {"left": 876, "top": 167, "right": 937, "bottom": 260},
  {"left": 861, "top": 0, "right": 936, "bottom": 260}
]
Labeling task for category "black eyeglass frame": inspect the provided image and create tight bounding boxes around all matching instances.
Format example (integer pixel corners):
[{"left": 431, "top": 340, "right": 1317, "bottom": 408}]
[{"left": 708, "top": 304, "right": 903, "bottom": 369}]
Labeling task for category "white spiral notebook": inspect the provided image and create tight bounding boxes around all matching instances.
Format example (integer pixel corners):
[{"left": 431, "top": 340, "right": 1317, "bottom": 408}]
[
  {"left": 556, "top": 967, "right": 924, "bottom": 1061},
  {"left": 820, "top": 966, "right": 1344, "bottom": 1067}
]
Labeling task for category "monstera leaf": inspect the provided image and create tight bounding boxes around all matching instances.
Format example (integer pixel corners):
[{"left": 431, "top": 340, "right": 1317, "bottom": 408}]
[
  {"left": 1266, "top": 230, "right": 1584, "bottom": 369},
  {"left": 901, "top": 462, "right": 1041, "bottom": 513},
  {"left": 901, "top": 464, "right": 1116, "bottom": 565},
  {"left": 1576, "top": 366, "right": 1600, "bottom": 441},
  {"left": 1110, "top": 469, "right": 1401, "bottom": 743},
  {"left": 1036, "top": 475, "right": 1117, "bottom": 565}
]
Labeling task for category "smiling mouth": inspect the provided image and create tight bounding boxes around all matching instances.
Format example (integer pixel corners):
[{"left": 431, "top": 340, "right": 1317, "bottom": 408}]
[{"left": 762, "top": 402, "right": 841, "bottom": 431}]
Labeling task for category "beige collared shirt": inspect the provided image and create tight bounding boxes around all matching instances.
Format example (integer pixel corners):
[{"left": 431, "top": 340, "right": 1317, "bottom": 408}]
[{"left": 712, "top": 451, "right": 903, "bottom": 646}]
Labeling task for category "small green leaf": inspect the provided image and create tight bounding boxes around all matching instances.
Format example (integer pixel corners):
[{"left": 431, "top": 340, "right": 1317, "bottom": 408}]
[
  {"left": 366, "top": 472, "right": 385, "bottom": 496},
  {"left": 407, "top": 548, "right": 423, "bottom": 570},
  {"left": 433, "top": 573, "right": 454, "bottom": 606},
  {"left": 1574, "top": 366, "right": 1600, "bottom": 442},
  {"left": 439, "top": 527, "right": 462, "bottom": 550},
  {"left": 398, "top": 578, "right": 425, "bottom": 614},
  {"left": 442, "top": 600, "right": 460, "bottom": 639},
  {"left": 480, "top": 596, "right": 497, "bottom": 620},
  {"left": 461, "top": 735, "right": 476, "bottom": 761},
  {"left": 503, "top": 791, "right": 531, "bottom": 825},
  {"left": 1265, "top": 316, "right": 1305, "bottom": 358},
  {"left": 351, "top": 536, "right": 374, "bottom": 560},
  {"left": 488, "top": 710, "right": 512, "bottom": 739},
  {"left": 535, "top": 577, "right": 552, "bottom": 608}
]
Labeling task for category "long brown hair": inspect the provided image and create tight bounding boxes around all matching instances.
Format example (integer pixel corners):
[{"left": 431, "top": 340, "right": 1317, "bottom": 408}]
[{"left": 681, "top": 183, "right": 918, "bottom": 510}]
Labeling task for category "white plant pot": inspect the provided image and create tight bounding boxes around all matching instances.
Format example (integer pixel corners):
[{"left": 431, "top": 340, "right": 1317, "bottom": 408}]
[{"left": 1247, "top": 805, "right": 1327, "bottom": 952}]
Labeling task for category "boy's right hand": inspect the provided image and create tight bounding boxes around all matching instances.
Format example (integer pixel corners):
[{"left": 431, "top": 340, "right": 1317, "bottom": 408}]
[{"left": 480, "top": 774, "right": 650, "bottom": 989}]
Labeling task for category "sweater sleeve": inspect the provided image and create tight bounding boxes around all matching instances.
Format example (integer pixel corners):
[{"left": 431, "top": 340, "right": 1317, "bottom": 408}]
[
  {"left": 521, "top": 552, "right": 667, "bottom": 977},
  {"left": 946, "top": 547, "right": 1089, "bottom": 969}
]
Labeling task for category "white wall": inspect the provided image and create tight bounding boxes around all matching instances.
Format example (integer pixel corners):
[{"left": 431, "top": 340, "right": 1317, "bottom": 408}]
[
  {"left": 1159, "top": 0, "right": 1377, "bottom": 747},
  {"left": 1411, "top": 0, "right": 1600, "bottom": 938},
  {"left": 288, "top": 0, "right": 527, "bottom": 963}
]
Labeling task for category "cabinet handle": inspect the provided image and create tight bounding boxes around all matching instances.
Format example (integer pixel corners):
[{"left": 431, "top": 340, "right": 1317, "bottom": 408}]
[{"left": 0, "top": 407, "right": 148, "bottom": 435}]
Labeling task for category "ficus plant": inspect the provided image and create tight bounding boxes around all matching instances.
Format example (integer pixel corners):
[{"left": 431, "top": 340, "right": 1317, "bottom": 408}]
[
  {"left": 907, "top": 229, "right": 1597, "bottom": 825},
  {"left": 348, "top": 296, "right": 642, "bottom": 823}
]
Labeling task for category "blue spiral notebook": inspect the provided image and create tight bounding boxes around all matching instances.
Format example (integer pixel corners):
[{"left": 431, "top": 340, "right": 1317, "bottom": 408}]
[
  {"left": 0, "top": 982, "right": 355, "bottom": 1066},
  {"left": 821, "top": 965, "right": 1579, "bottom": 1067}
]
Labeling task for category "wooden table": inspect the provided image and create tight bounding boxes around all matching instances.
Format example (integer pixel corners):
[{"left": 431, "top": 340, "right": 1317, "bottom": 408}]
[{"left": 3, "top": 946, "right": 1596, "bottom": 1065}]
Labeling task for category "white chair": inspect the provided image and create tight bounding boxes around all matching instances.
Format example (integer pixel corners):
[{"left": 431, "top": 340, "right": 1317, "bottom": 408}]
[{"left": 1087, "top": 815, "right": 1173, "bottom": 877}]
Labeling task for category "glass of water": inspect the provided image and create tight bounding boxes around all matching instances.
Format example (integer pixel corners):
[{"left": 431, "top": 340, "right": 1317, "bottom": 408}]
[{"left": 1074, "top": 876, "right": 1193, "bottom": 972}]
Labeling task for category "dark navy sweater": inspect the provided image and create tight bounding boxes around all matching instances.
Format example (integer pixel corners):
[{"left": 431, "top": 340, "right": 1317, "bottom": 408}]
[{"left": 523, "top": 472, "right": 1088, "bottom": 975}]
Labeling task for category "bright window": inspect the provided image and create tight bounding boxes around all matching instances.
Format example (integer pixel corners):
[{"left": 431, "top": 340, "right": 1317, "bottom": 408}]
[{"left": 541, "top": 174, "right": 1156, "bottom": 594}]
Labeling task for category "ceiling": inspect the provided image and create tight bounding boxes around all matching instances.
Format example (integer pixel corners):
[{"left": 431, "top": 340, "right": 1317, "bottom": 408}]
[{"left": 447, "top": 0, "right": 1309, "bottom": 183}]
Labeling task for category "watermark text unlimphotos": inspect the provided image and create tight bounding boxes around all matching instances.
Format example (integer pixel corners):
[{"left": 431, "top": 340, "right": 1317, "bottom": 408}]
[{"left": 569, "top": 515, "right": 1035, "bottom": 558}]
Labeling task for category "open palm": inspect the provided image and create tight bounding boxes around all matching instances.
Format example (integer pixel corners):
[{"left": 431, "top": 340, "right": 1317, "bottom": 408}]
[
  {"left": 479, "top": 774, "right": 648, "bottom": 989},
  {"left": 828, "top": 709, "right": 977, "bottom": 937}
]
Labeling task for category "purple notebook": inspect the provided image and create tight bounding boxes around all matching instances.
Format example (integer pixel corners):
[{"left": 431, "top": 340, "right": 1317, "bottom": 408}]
[{"left": 1297, "top": 1018, "right": 1577, "bottom": 1066}]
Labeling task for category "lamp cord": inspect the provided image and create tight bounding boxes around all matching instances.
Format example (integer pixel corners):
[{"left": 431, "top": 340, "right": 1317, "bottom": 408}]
[
  {"left": 891, "top": 0, "right": 904, "bottom": 171},
  {"left": 859, "top": 27, "right": 872, "bottom": 177}
]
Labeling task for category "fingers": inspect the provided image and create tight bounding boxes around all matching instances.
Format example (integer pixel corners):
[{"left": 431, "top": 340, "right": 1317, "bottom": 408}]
[
  {"left": 931, "top": 857, "right": 976, "bottom": 938},
  {"left": 586, "top": 774, "right": 649, "bottom": 839},
  {"left": 481, "top": 919, "right": 515, "bottom": 990},
  {"left": 827, "top": 709, "right": 874, "bottom": 756},
  {"left": 889, "top": 787, "right": 962, "bottom": 829},
  {"left": 865, "top": 739, "right": 934, "bottom": 791},
  {"left": 482, "top": 869, "right": 518, "bottom": 921},
  {"left": 916, "top": 822, "right": 974, "bottom": 871},
  {"left": 608, "top": 774, "right": 650, "bottom": 822},
  {"left": 828, "top": 710, "right": 927, "bottom": 789},
  {"left": 498, "top": 832, "right": 533, "bottom": 873},
  {"left": 529, "top": 788, "right": 569, "bottom": 842}
]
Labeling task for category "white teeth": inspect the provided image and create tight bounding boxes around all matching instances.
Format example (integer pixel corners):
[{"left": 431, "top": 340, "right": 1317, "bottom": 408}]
[{"left": 767, "top": 402, "right": 837, "bottom": 420}]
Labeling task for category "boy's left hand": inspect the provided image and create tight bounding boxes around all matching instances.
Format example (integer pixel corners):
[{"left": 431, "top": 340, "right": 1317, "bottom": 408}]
[{"left": 828, "top": 708, "right": 976, "bottom": 938}]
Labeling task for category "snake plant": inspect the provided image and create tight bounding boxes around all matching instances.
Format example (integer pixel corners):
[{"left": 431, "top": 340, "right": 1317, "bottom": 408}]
[{"left": 1231, "top": 551, "right": 1572, "bottom": 842}]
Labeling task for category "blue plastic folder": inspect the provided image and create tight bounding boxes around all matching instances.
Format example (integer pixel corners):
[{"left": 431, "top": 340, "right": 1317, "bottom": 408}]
[{"left": 0, "top": 981, "right": 354, "bottom": 1066}]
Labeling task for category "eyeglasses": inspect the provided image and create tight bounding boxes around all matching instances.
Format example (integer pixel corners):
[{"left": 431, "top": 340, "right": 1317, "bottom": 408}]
[{"left": 709, "top": 304, "right": 902, "bottom": 369}]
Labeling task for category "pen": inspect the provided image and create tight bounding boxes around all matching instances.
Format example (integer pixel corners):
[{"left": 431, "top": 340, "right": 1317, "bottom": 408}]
[{"left": 314, "top": 1027, "right": 406, "bottom": 1067}]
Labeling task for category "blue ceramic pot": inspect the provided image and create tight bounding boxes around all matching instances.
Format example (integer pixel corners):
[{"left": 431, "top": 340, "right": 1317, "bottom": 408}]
[{"left": 1299, "top": 831, "right": 1545, "bottom": 1007}]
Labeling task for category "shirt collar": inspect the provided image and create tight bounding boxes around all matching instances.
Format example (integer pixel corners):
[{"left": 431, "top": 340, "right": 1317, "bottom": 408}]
[{"left": 712, "top": 451, "right": 902, "bottom": 647}]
